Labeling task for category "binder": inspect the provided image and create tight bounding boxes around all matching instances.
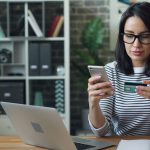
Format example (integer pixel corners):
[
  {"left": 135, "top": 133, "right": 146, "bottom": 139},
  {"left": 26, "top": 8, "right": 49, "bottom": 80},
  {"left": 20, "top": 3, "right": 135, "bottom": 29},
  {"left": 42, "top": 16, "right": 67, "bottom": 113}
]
[
  {"left": 28, "top": 10, "right": 43, "bottom": 37},
  {"left": 39, "top": 43, "right": 51, "bottom": 75},
  {"left": 29, "top": 43, "right": 39, "bottom": 76},
  {"left": 47, "top": 16, "right": 60, "bottom": 37},
  {"left": 10, "top": 14, "right": 24, "bottom": 36},
  {"left": 52, "top": 16, "right": 64, "bottom": 37}
]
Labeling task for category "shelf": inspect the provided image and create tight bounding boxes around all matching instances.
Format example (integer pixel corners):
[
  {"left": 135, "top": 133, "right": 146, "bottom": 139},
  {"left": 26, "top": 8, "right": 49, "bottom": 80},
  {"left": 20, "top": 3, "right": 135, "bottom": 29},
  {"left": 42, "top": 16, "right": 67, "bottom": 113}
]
[
  {"left": 28, "top": 37, "right": 65, "bottom": 41},
  {"left": 0, "top": 0, "right": 64, "bottom": 2},
  {"left": 0, "top": 0, "right": 70, "bottom": 130},
  {"left": 29, "top": 76, "right": 65, "bottom": 80},
  {"left": 0, "top": 77, "right": 25, "bottom": 80},
  {"left": 0, "top": 37, "right": 65, "bottom": 41},
  {"left": 0, "top": 38, "right": 25, "bottom": 42}
]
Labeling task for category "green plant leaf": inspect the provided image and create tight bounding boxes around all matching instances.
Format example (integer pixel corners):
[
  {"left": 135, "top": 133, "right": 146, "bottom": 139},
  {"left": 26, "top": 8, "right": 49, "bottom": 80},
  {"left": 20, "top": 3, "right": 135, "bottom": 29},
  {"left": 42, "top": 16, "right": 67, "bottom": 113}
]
[
  {"left": 71, "top": 17, "right": 105, "bottom": 89},
  {"left": 74, "top": 49, "right": 96, "bottom": 65},
  {"left": 82, "top": 17, "right": 105, "bottom": 53}
]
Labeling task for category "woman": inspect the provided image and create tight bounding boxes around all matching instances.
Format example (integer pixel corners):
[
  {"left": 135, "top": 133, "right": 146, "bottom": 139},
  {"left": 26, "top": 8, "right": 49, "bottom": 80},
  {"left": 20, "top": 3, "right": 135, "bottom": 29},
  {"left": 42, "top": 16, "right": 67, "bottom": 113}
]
[{"left": 88, "top": 2, "right": 150, "bottom": 136}]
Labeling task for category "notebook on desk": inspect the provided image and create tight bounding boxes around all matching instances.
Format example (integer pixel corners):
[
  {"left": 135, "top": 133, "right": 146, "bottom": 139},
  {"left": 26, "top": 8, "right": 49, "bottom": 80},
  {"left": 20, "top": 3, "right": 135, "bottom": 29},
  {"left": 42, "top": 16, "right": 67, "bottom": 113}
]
[{"left": 1, "top": 102, "right": 114, "bottom": 150}]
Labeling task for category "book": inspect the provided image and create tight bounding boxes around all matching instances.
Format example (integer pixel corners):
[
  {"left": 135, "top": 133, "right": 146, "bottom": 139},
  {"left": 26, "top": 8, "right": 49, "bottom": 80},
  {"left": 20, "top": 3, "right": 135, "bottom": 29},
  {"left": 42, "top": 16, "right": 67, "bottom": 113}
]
[
  {"left": 47, "top": 16, "right": 60, "bottom": 37},
  {"left": 52, "top": 16, "right": 64, "bottom": 37},
  {"left": 28, "top": 9, "right": 43, "bottom": 37}
]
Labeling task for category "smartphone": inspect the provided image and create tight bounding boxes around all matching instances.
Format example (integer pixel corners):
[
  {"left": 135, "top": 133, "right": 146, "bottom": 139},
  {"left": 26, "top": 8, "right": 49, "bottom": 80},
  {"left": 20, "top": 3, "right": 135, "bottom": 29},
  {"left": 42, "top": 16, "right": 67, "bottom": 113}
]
[{"left": 88, "top": 65, "right": 109, "bottom": 82}]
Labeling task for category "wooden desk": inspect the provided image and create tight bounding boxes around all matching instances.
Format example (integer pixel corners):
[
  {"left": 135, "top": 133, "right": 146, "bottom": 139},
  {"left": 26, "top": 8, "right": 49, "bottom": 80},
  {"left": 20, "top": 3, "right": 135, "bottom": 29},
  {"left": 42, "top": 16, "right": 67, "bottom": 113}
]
[
  {"left": 0, "top": 136, "right": 47, "bottom": 150},
  {"left": 0, "top": 135, "right": 150, "bottom": 150}
]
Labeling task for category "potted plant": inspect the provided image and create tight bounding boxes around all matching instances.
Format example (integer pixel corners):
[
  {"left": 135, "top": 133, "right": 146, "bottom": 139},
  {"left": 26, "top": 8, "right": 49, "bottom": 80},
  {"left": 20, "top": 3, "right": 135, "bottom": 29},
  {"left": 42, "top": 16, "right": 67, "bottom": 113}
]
[
  {"left": 72, "top": 17, "right": 106, "bottom": 89},
  {"left": 71, "top": 17, "right": 106, "bottom": 131}
]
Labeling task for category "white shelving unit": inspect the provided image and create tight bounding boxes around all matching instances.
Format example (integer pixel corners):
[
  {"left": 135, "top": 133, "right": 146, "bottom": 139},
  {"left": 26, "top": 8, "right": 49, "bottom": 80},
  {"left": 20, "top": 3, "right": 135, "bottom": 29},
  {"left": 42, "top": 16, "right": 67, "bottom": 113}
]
[{"left": 0, "top": 0, "right": 70, "bottom": 131}]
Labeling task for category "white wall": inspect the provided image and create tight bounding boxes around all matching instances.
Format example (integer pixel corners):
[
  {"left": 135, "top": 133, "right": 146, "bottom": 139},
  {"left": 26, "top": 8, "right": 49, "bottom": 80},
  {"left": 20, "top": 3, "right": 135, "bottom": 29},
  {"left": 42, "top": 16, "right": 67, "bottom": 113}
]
[{"left": 109, "top": 0, "right": 148, "bottom": 51}]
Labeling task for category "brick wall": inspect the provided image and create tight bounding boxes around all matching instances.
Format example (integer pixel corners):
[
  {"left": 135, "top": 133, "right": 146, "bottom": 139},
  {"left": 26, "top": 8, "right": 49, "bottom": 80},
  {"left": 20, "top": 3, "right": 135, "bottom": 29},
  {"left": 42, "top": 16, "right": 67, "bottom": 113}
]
[{"left": 70, "top": 0, "right": 115, "bottom": 134}]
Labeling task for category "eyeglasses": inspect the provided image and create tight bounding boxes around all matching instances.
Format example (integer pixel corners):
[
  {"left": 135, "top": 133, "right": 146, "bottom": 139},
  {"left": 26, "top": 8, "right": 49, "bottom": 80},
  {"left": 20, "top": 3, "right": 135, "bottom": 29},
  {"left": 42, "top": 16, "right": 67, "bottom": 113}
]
[{"left": 122, "top": 32, "right": 150, "bottom": 44}]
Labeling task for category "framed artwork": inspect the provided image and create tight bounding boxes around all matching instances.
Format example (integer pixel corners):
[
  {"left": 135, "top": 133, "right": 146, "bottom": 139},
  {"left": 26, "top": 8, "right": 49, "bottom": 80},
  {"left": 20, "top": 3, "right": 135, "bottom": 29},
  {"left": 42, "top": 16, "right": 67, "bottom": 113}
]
[{"left": 109, "top": 0, "right": 145, "bottom": 51}]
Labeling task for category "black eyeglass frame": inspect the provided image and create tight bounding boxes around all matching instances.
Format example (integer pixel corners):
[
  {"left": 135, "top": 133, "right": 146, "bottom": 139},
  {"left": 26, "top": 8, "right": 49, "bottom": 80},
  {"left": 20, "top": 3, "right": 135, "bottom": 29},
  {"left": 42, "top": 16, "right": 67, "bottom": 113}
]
[{"left": 121, "top": 32, "right": 150, "bottom": 44}]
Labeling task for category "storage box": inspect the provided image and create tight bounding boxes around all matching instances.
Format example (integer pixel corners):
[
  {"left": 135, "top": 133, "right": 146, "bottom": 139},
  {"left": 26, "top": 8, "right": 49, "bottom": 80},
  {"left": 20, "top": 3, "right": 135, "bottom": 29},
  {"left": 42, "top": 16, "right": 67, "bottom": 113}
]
[{"left": 0, "top": 80, "right": 25, "bottom": 114}]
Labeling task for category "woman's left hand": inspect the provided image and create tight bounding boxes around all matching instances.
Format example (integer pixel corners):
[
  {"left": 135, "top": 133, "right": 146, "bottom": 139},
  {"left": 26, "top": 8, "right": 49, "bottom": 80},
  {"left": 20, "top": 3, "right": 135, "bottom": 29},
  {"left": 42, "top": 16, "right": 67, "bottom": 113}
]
[{"left": 136, "top": 80, "right": 150, "bottom": 99}]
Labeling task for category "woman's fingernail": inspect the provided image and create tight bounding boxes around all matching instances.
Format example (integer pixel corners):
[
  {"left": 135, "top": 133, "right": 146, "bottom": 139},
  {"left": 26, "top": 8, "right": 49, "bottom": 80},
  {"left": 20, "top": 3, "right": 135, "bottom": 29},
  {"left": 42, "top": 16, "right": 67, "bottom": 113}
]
[
  {"left": 99, "top": 93, "right": 105, "bottom": 96},
  {"left": 95, "top": 76, "right": 101, "bottom": 79},
  {"left": 136, "top": 86, "right": 140, "bottom": 92}
]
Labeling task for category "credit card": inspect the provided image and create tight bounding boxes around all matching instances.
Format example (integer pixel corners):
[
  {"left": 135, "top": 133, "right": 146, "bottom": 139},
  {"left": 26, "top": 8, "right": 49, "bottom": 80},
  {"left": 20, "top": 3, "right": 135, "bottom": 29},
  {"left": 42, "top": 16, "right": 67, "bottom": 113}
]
[{"left": 124, "top": 82, "right": 147, "bottom": 93}]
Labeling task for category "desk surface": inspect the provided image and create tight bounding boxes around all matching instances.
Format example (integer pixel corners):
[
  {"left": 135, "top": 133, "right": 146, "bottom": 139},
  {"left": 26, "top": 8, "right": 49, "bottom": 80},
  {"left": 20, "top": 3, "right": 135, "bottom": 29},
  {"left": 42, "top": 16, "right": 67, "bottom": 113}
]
[
  {"left": 1, "top": 135, "right": 150, "bottom": 150},
  {"left": 0, "top": 136, "right": 47, "bottom": 150}
]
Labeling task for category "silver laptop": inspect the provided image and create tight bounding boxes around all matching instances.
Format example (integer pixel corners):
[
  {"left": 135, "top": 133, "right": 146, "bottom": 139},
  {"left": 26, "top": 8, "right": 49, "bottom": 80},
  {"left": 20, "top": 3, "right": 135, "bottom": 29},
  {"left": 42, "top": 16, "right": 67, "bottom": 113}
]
[{"left": 1, "top": 102, "right": 114, "bottom": 150}]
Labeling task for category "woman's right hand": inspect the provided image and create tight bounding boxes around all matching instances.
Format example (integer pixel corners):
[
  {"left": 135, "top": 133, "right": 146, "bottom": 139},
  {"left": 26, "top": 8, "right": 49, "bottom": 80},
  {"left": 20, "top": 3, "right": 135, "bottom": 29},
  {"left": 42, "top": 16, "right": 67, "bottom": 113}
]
[
  {"left": 87, "top": 75, "right": 114, "bottom": 105},
  {"left": 87, "top": 75, "right": 114, "bottom": 129}
]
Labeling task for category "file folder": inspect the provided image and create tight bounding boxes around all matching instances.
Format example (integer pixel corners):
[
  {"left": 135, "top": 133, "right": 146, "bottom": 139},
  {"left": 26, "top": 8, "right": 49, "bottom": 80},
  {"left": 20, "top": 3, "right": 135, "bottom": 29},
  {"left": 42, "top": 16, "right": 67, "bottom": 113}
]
[
  {"left": 28, "top": 10, "right": 43, "bottom": 37},
  {"left": 39, "top": 43, "right": 51, "bottom": 75},
  {"left": 29, "top": 43, "right": 39, "bottom": 76}
]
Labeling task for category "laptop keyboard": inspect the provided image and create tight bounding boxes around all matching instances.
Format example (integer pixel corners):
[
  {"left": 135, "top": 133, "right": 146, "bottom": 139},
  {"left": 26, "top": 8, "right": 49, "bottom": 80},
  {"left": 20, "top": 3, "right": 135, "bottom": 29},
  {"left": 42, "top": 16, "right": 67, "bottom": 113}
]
[{"left": 75, "top": 142, "right": 95, "bottom": 150}]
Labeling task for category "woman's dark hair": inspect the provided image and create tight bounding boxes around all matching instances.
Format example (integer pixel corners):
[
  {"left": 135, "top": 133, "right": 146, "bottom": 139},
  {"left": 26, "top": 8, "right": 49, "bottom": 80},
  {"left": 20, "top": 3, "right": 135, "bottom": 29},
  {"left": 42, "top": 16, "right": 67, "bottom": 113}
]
[{"left": 115, "top": 2, "right": 150, "bottom": 76}]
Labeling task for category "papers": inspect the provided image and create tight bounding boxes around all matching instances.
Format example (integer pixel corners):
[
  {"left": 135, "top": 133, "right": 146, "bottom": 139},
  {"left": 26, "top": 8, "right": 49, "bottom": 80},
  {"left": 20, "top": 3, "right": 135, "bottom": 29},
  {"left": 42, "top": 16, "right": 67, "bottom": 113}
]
[{"left": 117, "top": 139, "right": 150, "bottom": 150}]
